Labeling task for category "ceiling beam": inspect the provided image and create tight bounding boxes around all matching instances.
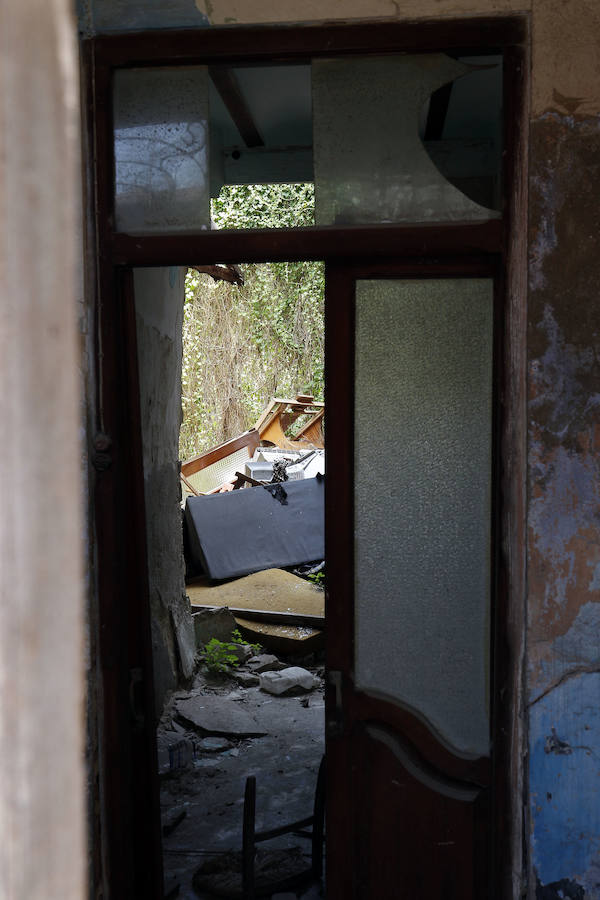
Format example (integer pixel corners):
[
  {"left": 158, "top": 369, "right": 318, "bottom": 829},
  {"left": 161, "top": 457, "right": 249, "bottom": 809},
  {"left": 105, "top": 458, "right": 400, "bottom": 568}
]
[{"left": 209, "top": 65, "right": 264, "bottom": 148}]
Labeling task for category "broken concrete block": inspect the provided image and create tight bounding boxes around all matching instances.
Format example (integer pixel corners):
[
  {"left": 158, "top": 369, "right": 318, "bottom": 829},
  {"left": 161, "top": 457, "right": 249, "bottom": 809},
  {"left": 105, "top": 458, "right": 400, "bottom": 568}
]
[
  {"left": 177, "top": 694, "right": 267, "bottom": 737},
  {"left": 259, "top": 667, "right": 316, "bottom": 695},
  {"left": 198, "top": 736, "right": 231, "bottom": 753},
  {"left": 193, "top": 606, "right": 237, "bottom": 647},
  {"left": 172, "top": 598, "right": 196, "bottom": 681},
  {"left": 225, "top": 690, "right": 245, "bottom": 702},
  {"left": 228, "top": 642, "right": 253, "bottom": 664},
  {"left": 193, "top": 757, "right": 221, "bottom": 769},
  {"left": 247, "top": 653, "right": 286, "bottom": 673},
  {"left": 232, "top": 671, "right": 260, "bottom": 687}
]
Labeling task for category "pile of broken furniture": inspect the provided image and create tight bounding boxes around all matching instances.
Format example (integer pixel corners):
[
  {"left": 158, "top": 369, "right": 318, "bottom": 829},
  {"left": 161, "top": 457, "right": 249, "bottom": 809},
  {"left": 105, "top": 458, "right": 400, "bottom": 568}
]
[{"left": 181, "top": 395, "right": 325, "bottom": 655}]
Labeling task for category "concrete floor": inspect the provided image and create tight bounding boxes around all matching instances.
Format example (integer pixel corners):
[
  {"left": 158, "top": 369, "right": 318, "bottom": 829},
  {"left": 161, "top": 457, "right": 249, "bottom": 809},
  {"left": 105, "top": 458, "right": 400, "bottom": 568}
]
[{"left": 159, "top": 667, "right": 325, "bottom": 899}]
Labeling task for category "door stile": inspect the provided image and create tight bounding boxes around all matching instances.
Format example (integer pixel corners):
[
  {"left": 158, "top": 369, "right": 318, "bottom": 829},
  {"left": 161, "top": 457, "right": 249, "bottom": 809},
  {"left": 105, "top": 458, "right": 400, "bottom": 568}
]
[
  {"left": 94, "top": 263, "right": 164, "bottom": 898},
  {"left": 119, "top": 269, "right": 165, "bottom": 897},
  {"left": 324, "top": 262, "right": 356, "bottom": 899}
]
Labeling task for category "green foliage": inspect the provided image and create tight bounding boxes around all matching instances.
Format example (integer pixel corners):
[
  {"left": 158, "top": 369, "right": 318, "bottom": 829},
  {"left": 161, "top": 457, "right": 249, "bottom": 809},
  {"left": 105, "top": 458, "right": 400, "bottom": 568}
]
[
  {"left": 203, "top": 630, "right": 262, "bottom": 675},
  {"left": 203, "top": 637, "right": 241, "bottom": 674},
  {"left": 231, "top": 629, "right": 261, "bottom": 655},
  {"left": 308, "top": 570, "right": 325, "bottom": 588},
  {"left": 211, "top": 182, "right": 315, "bottom": 230},
  {"left": 180, "top": 183, "right": 324, "bottom": 459}
]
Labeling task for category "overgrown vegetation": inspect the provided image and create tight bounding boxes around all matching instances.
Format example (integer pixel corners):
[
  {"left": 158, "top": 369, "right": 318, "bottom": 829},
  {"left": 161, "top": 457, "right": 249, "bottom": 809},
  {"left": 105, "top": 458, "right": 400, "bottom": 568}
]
[{"left": 180, "top": 183, "right": 324, "bottom": 460}]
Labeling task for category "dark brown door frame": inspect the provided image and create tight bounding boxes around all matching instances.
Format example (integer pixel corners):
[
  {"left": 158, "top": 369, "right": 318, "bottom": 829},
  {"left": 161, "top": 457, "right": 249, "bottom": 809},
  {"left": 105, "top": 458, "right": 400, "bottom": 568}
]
[{"left": 86, "top": 16, "right": 528, "bottom": 899}]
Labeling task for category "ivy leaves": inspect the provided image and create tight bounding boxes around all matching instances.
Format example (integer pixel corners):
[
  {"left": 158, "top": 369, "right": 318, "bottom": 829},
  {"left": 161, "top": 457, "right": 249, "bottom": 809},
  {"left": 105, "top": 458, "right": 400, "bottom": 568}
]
[{"left": 180, "top": 184, "right": 324, "bottom": 460}]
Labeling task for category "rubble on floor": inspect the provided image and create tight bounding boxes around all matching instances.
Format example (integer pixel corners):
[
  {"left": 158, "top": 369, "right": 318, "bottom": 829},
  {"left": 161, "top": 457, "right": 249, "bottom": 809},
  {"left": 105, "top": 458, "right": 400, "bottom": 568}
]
[
  {"left": 158, "top": 649, "right": 325, "bottom": 900},
  {"left": 177, "top": 694, "right": 268, "bottom": 739},
  {"left": 259, "top": 668, "right": 316, "bottom": 696},
  {"left": 193, "top": 847, "right": 310, "bottom": 898}
]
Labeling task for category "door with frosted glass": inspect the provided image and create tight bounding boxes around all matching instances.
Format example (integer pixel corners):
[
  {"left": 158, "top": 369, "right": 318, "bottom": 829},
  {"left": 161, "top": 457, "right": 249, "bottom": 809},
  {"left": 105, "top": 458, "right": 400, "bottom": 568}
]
[{"left": 325, "top": 267, "right": 495, "bottom": 899}]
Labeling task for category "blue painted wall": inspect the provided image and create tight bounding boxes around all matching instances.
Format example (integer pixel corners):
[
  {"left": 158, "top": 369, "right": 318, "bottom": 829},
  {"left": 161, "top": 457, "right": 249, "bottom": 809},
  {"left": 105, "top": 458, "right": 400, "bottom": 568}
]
[
  {"left": 530, "top": 674, "right": 600, "bottom": 896},
  {"left": 528, "top": 112, "right": 600, "bottom": 898}
]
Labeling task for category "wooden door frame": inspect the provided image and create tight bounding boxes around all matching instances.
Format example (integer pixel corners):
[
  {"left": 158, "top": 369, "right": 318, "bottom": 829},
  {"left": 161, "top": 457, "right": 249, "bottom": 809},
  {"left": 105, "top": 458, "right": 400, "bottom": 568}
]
[{"left": 85, "top": 16, "right": 528, "bottom": 898}]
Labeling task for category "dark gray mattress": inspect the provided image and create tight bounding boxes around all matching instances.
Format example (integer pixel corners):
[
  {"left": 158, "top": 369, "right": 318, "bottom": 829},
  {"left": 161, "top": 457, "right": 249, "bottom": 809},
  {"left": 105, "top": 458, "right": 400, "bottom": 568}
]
[{"left": 184, "top": 476, "right": 324, "bottom": 581}]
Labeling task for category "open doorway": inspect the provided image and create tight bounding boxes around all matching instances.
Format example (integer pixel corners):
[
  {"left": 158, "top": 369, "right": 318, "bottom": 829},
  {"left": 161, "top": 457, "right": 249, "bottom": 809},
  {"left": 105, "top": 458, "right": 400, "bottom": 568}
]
[
  {"left": 90, "top": 20, "right": 526, "bottom": 898},
  {"left": 132, "top": 186, "right": 327, "bottom": 899}
]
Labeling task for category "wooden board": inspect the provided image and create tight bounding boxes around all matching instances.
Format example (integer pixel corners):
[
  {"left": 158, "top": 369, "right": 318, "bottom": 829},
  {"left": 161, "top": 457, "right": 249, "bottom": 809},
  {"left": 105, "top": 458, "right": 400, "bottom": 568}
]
[{"left": 187, "top": 568, "right": 325, "bottom": 654}]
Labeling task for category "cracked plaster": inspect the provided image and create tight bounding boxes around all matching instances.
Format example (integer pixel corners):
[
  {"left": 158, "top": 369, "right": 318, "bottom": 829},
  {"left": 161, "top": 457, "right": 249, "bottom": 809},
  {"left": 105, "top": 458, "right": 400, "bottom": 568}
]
[{"left": 528, "top": 106, "right": 600, "bottom": 896}]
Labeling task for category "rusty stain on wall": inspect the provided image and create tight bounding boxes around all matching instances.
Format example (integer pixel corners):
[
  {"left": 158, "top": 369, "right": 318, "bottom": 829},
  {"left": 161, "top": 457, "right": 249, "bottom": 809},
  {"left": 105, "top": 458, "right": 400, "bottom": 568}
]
[
  {"left": 532, "top": 0, "right": 600, "bottom": 117},
  {"left": 528, "top": 110, "right": 600, "bottom": 894}
]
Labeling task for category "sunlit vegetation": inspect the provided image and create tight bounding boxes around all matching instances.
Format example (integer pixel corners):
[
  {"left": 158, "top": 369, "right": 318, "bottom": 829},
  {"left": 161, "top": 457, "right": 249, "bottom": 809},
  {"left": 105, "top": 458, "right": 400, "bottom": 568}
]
[{"left": 179, "top": 184, "right": 324, "bottom": 459}]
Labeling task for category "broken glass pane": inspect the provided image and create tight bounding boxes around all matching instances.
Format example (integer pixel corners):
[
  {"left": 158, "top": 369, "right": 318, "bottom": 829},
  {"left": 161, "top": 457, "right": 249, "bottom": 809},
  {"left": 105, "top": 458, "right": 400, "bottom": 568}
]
[
  {"left": 114, "top": 67, "right": 210, "bottom": 232},
  {"left": 312, "top": 55, "right": 500, "bottom": 225}
]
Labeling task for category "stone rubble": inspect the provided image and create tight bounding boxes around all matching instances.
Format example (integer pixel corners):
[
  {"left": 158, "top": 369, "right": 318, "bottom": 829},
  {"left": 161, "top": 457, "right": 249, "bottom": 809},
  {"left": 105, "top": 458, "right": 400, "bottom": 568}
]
[
  {"left": 259, "top": 666, "right": 316, "bottom": 695},
  {"left": 247, "top": 653, "right": 288, "bottom": 673}
]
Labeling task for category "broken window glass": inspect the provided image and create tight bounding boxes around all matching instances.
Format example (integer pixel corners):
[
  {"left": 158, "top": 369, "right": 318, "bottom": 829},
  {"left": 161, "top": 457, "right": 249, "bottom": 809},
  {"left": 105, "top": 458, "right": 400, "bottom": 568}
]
[{"left": 312, "top": 55, "right": 501, "bottom": 225}]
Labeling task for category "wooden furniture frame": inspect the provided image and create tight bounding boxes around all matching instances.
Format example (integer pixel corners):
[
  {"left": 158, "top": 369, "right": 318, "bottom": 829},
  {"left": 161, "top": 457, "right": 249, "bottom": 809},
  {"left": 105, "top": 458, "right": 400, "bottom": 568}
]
[
  {"left": 181, "top": 428, "right": 260, "bottom": 495},
  {"left": 254, "top": 397, "right": 325, "bottom": 450},
  {"left": 241, "top": 756, "right": 326, "bottom": 900},
  {"left": 85, "top": 16, "right": 528, "bottom": 899}
]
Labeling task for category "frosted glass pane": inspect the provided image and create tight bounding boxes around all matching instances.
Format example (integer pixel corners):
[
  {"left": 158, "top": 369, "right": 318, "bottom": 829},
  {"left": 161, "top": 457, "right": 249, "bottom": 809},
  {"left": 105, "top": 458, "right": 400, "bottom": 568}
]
[
  {"left": 114, "top": 67, "right": 210, "bottom": 232},
  {"left": 313, "top": 56, "right": 499, "bottom": 225},
  {"left": 354, "top": 279, "right": 493, "bottom": 757}
]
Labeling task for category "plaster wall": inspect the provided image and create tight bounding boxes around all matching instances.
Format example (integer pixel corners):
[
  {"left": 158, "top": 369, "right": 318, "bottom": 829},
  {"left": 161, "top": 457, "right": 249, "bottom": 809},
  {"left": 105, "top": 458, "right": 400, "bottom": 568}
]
[
  {"left": 527, "top": 108, "right": 600, "bottom": 896},
  {"left": 79, "top": 0, "right": 600, "bottom": 895},
  {"left": 134, "top": 268, "right": 196, "bottom": 712},
  {"left": 0, "top": 1, "right": 86, "bottom": 897}
]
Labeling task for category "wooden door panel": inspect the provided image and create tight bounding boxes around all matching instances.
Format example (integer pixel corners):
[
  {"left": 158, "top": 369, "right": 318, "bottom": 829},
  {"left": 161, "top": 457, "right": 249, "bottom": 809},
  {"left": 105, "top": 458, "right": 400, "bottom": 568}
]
[
  {"left": 325, "top": 260, "right": 497, "bottom": 899},
  {"left": 352, "top": 724, "right": 488, "bottom": 900}
]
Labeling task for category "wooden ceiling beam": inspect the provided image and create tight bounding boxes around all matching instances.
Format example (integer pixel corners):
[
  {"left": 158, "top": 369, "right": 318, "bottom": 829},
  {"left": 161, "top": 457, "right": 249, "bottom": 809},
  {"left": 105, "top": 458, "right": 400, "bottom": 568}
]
[{"left": 209, "top": 65, "right": 264, "bottom": 148}]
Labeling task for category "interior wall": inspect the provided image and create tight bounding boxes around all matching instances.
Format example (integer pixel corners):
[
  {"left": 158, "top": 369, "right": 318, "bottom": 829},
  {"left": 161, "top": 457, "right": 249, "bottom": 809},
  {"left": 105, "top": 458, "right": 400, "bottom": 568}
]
[
  {"left": 134, "top": 268, "right": 196, "bottom": 712},
  {"left": 526, "top": 35, "right": 600, "bottom": 899},
  {"left": 0, "top": 1, "right": 86, "bottom": 898},
  {"left": 78, "top": 1, "right": 600, "bottom": 897}
]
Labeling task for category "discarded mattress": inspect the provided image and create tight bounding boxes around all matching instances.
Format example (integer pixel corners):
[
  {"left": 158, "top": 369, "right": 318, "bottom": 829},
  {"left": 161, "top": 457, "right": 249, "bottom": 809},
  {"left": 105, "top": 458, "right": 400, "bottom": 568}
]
[{"left": 184, "top": 475, "right": 324, "bottom": 581}]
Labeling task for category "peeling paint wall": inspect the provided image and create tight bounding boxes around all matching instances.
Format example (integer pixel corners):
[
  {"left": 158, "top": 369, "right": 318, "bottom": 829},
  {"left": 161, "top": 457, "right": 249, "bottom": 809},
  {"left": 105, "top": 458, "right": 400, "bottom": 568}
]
[
  {"left": 528, "top": 106, "right": 600, "bottom": 896},
  {"left": 134, "top": 268, "right": 196, "bottom": 712}
]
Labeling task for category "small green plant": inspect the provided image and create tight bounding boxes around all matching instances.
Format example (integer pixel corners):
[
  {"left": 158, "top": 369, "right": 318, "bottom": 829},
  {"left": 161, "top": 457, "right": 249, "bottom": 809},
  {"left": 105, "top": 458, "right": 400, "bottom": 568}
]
[
  {"left": 231, "top": 629, "right": 262, "bottom": 655},
  {"left": 308, "top": 570, "right": 325, "bottom": 588},
  {"left": 203, "top": 631, "right": 262, "bottom": 674},
  {"left": 203, "top": 637, "right": 241, "bottom": 674}
]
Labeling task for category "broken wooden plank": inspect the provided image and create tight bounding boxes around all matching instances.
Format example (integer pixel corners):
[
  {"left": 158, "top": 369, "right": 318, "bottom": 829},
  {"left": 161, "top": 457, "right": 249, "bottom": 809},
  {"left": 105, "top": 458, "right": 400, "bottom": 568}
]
[{"left": 191, "top": 605, "right": 325, "bottom": 629}]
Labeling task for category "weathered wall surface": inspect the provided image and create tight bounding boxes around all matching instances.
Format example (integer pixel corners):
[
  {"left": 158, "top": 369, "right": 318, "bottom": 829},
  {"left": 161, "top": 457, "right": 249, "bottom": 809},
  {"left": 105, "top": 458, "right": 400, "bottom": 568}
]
[
  {"left": 527, "top": 102, "right": 600, "bottom": 895},
  {"left": 0, "top": 1, "right": 86, "bottom": 898},
  {"left": 134, "top": 268, "right": 196, "bottom": 712}
]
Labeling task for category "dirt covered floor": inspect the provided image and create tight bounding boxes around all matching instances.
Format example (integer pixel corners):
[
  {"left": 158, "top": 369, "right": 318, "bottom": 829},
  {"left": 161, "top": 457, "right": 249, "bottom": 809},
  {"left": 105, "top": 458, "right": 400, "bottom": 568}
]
[{"left": 158, "top": 653, "right": 325, "bottom": 899}]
